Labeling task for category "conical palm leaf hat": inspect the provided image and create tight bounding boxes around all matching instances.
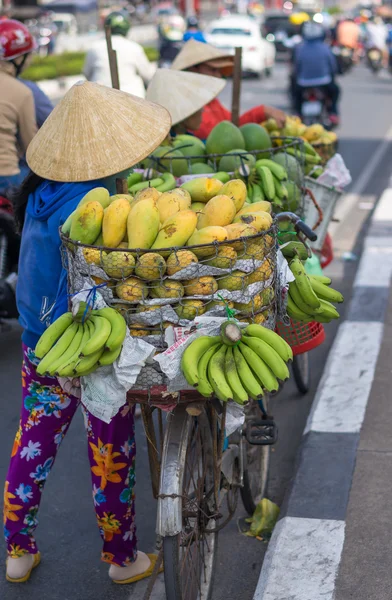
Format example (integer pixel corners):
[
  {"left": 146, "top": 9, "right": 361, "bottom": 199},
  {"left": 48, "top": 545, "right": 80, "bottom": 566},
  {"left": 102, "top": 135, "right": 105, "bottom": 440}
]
[
  {"left": 146, "top": 69, "right": 225, "bottom": 126},
  {"left": 171, "top": 39, "right": 234, "bottom": 73},
  {"left": 26, "top": 81, "right": 171, "bottom": 182}
]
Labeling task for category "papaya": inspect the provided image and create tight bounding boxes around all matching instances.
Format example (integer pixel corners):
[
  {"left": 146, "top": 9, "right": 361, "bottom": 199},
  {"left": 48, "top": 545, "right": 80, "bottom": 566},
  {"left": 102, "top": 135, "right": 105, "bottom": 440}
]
[
  {"left": 197, "top": 195, "right": 236, "bottom": 230},
  {"left": 273, "top": 153, "right": 303, "bottom": 186},
  {"left": 151, "top": 210, "right": 197, "bottom": 250},
  {"left": 233, "top": 211, "right": 273, "bottom": 232},
  {"left": 102, "top": 198, "right": 131, "bottom": 248},
  {"left": 146, "top": 146, "right": 188, "bottom": 177},
  {"left": 187, "top": 226, "right": 228, "bottom": 258},
  {"left": 116, "top": 277, "right": 148, "bottom": 302},
  {"left": 240, "top": 123, "right": 271, "bottom": 158},
  {"left": 219, "top": 179, "right": 247, "bottom": 212},
  {"left": 127, "top": 198, "right": 160, "bottom": 250},
  {"left": 166, "top": 250, "right": 198, "bottom": 276},
  {"left": 102, "top": 250, "right": 135, "bottom": 279},
  {"left": 218, "top": 150, "right": 255, "bottom": 173},
  {"left": 181, "top": 177, "right": 223, "bottom": 203},
  {"left": 69, "top": 201, "right": 104, "bottom": 245},
  {"left": 184, "top": 277, "right": 218, "bottom": 296},
  {"left": 236, "top": 201, "right": 272, "bottom": 218},
  {"left": 206, "top": 121, "right": 245, "bottom": 154},
  {"left": 172, "top": 134, "right": 206, "bottom": 164},
  {"left": 190, "top": 163, "right": 214, "bottom": 174},
  {"left": 134, "top": 253, "right": 166, "bottom": 280},
  {"left": 156, "top": 190, "right": 191, "bottom": 223}
]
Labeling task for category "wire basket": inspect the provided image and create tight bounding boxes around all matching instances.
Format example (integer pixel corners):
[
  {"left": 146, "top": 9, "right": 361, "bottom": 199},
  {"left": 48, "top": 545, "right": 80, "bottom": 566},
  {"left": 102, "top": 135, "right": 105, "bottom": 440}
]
[
  {"left": 311, "top": 141, "right": 338, "bottom": 165},
  {"left": 303, "top": 177, "right": 342, "bottom": 251},
  {"left": 275, "top": 319, "right": 325, "bottom": 356}
]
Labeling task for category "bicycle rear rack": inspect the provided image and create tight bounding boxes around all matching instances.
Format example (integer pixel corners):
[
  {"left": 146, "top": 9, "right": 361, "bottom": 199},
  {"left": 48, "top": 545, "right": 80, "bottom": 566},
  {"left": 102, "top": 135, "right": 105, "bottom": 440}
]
[{"left": 245, "top": 419, "right": 278, "bottom": 446}]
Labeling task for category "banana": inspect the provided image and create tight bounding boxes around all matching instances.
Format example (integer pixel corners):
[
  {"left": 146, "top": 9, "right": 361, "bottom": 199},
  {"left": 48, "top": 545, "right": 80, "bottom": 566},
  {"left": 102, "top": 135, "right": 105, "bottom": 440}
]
[
  {"left": 252, "top": 183, "right": 265, "bottom": 202},
  {"left": 287, "top": 292, "right": 314, "bottom": 322},
  {"left": 181, "top": 335, "right": 221, "bottom": 387},
  {"left": 225, "top": 346, "right": 248, "bottom": 404},
  {"left": 80, "top": 315, "right": 111, "bottom": 356},
  {"left": 247, "top": 182, "right": 255, "bottom": 203},
  {"left": 57, "top": 322, "right": 92, "bottom": 376},
  {"left": 98, "top": 344, "right": 122, "bottom": 366},
  {"left": 35, "top": 312, "right": 74, "bottom": 359},
  {"left": 233, "top": 345, "right": 263, "bottom": 399},
  {"left": 303, "top": 141, "right": 320, "bottom": 158},
  {"left": 309, "top": 274, "right": 332, "bottom": 286},
  {"left": 207, "top": 344, "right": 233, "bottom": 402},
  {"left": 273, "top": 177, "right": 288, "bottom": 200},
  {"left": 245, "top": 324, "right": 293, "bottom": 362},
  {"left": 127, "top": 172, "right": 143, "bottom": 188},
  {"left": 74, "top": 347, "right": 104, "bottom": 376},
  {"left": 290, "top": 257, "right": 320, "bottom": 309},
  {"left": 318, "top": 298, "right": 340, "bottom": 320},
  {"left": 92, "top": 307, "right": 127, "bottom": 351},
  {"left": 129, "top": 178, "right": 164, "bottom": 194},
  {"left": 36, "top": 322, "right": 78, "bottom": 375},
  {"left": 309, "top": 277, "right": 344, "bottom": 304},
  {"left": 49, "top": 322, "right": 83, "bottom": 375},
  {"left": 238, "top": 342, "right": 279, "bottom": 393},
  {"left": 241, "top": 335, "right": 289, "bottom": 382},
  {"left": 255, "top": 159, "right": 287, "bottom": 180},
  {"left": 286, "top": 147, "right": 321, "bottom": 165},
  {"left": 257, "top": 166, "right": 275, "bottom": 201},
  {"left": 156, "top": 172, "right": 176, "bottom": 193},
  {"left": 197, "top": 343, "right": 220, "bottom": 397},
  {"left": 289, "top": 280, "right": 319, "bottom": 316},
  {"left": 280, "top": 240, "right": 309, "bottom": 261}
]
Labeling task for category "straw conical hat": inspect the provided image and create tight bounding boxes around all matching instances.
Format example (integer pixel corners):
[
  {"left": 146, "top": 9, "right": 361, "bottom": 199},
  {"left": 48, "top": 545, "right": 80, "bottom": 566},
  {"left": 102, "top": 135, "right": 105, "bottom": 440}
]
[
  {"left": 26, "top": 81, "right": 171, "bottom": 182},
  {"left": 146, "top": 69, "right": 225, "bottom": 126},
  {"left": 171, "top": 39, "right": 234, "bottom": 72}
]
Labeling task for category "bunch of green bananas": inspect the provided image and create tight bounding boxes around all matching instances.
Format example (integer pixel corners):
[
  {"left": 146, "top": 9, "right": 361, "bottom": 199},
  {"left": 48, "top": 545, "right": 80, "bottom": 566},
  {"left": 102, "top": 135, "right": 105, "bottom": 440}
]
[
  {"left": 127, "top": 171, "right": 176, "bottom": 195},
  {"left": 34, "top": 304, "right": 127, "bottom": 377},
  {"left": 243, "top": 159, "right": 289, "bottom": 209},
  {"left": 181, "top": 322, "right": 293, "bottom": 404},
  {"left": 287, "top": 257, "right": 344, "bottom": 324},
  {"left": 286, "top": 141, "right": 322, "bottom": 168}
]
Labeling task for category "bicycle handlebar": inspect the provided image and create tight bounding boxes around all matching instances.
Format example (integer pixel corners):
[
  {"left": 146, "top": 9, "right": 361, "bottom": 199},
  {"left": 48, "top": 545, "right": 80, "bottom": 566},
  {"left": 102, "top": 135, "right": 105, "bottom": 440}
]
[{"left": 276, "top": 212, "right": 318, "bottom": 243}]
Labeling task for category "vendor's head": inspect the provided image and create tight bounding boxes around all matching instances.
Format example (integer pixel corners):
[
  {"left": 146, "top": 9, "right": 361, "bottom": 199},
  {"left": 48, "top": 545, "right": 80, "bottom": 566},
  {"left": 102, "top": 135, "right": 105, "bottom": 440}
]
[
  {"left": 104, "top": 11, "right": 131, "bottom": 36},
  {"left": 171, "top": 38, "right": 234, "bottom": 78},
  {"left": 0, "top": 19, "right": 36, "bottom": 77},
  {"left": 146, "top": 69, "right": 225, "bottom": 133},
  {"left": 26, "top": 81, "right": 171, "bottom": 191}
]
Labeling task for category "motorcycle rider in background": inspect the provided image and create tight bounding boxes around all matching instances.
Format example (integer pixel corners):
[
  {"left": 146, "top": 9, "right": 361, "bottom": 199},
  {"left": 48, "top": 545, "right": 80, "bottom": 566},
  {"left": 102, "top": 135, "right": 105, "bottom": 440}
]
[
  {"left": 183, "top": 15, "right": 207, "bottom": 43},
  {"left": 293, "top": 21, "right": 340, "bottom": 125},
  {"left": 336, "top": 17, "right": 360, "bottom": 59},
  {"left": 365, "top": 16, "right": 389, "bottom": 67}
]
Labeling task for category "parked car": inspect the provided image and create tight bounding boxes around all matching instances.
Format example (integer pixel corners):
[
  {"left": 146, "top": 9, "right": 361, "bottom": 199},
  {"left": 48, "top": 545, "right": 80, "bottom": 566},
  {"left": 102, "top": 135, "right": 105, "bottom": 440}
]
[
  {"left": 205, "top": 16, "right": 275, "bottom": 77},
  {"left": 262, "top": 11, "right": 299, "bottom": 56}
]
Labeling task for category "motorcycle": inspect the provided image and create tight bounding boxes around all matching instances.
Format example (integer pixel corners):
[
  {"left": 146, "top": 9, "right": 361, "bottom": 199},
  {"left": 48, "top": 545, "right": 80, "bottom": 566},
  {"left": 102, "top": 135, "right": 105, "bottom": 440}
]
[
  {"left": 0, "top": 196, "right": 19, "bottom": 326},
  {"left": 331, "top": 44, "right": 354, "bottom": 74},
  {"left": 300, "top": 88, "right": 331, "bottom": 127},
  {"left": 366, "top": 47, "right": 383, "bottom": 73}
]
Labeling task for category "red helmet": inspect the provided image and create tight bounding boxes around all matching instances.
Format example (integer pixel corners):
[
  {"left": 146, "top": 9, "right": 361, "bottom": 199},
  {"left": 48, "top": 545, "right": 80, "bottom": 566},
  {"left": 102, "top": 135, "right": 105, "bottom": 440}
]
[{"left": 0, "top": 19, "right": 36, "bottom": 61}]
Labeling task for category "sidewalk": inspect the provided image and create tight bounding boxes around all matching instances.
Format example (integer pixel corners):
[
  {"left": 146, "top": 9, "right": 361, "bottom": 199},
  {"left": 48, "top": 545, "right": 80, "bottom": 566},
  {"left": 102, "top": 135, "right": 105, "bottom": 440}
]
[{"left": 254, "top": 185, "right": 392, "bottom": 599}]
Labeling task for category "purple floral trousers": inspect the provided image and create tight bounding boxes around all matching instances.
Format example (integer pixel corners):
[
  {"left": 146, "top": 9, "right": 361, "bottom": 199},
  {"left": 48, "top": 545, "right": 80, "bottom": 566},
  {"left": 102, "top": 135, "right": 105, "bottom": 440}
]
[{"left": 3, "top": 345, "right": 137, "bottom": 566}]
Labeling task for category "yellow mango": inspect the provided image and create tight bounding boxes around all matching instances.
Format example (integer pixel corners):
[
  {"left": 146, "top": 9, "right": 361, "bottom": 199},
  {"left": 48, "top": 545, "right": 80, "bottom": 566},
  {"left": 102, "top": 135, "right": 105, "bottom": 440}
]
[
  {"left": 116, "top": 277, "right": 148, "bottom": 302},
  {"left": 184, "top": 277, "right": 218, "bottom": 296},
  {"left": 129, "top": 325, "right": 149, "bottom": 337},
  {"left": 197, "top": 194, "right": 236, "bottom": 230},
  {"left": 247, "top": 261, "right": 273, "bottom": 284},
  {"left": 181, "top": 177, "right": 223, "bottom": 203},
  {"left": 176, "top": 188, "right": 191, "bottom": 203},
  {"left": 217, "top": 270, "right": 248, "bottom": 292},
  {"left": 166, "top": 250, "right": 198, "bottom": 276},
  {"left": 187, "top": 226, "right": 228, "bottom": 258},
  {"left": 150, "top": 280, "right": 184, "bottom": 299},
  {"left": 224, "top": 223, "right": 258, "bottom": 252},
  {"left": 134, "top": 187, "right": 161, "bottom": 204},
  {"left": 219, "top": 179, "right": 247, "bottom": 212},
  {"left": 69, "top": 201, "right": 104, "bottom": 245},
  {"left": 303, "top": 124, "right": 325, "bottom": 142},
  {"left": 102, "top": 250, "right": 135, "bottom": 279},
  {"left": 109, "top": 193, "right": 134, "bottom": 204},
  {"left": 82, "top": 247, "right": 102, "bottom": 265},
  {"left": 80, "top": 187, "right": 111, "bottom": 209},
  {"left": 233, "top": 211, "right": 273, "bottom": 232},
  {"left": 135, "top": 252, "right": 166, "bottom": 280},
  {"left": 205, "top": 246, "right": 237, "bottom": 269},
  {"left": 174, "top": 299, "right": 206, "bottom": 320},
  {"left": 236, "top": 201, "right": 272, "bottom": 219},
  {"left": 151, "top": 210, "right": 197, "bottom": 250},
  {"left": 127, "top": 198, "right": 160, "bottom": 250},
  {"left": 157, "top": 190, "right": 191, "bottom": 223},
  {"left": 102, "top": 198, "right": 131, "bottom": 248}
]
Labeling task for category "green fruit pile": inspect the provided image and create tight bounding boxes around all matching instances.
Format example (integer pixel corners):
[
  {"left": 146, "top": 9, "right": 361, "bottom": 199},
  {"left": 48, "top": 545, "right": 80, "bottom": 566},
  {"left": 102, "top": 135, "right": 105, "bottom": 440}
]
[{"left": 181, "top": 322, "right": 293, "bottom": 403}]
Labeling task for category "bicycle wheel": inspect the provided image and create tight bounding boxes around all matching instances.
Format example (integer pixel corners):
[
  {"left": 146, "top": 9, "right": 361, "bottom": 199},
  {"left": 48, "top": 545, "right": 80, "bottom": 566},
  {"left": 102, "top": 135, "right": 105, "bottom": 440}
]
[
  {"left": 240, "top": 397, "right": 271, "bottom": 516},
  {"left": 292, "top": 352, "right": 310, "bottom": 394},
  {"left": 163, "top": 409, "right": 218, "bottom": 600}
]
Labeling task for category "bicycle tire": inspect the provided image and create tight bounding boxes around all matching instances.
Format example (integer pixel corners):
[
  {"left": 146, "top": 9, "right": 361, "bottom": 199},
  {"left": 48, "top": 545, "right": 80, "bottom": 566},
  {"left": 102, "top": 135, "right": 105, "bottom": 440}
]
[
  {"left": 163, "top": 410, "right": 218, "bottom": 600},
  {"left": 292, "top": 353, "right": 310, "bottom": 394},
  {"left": 240, "top": 397, "right": 271, "bottom": 516}
]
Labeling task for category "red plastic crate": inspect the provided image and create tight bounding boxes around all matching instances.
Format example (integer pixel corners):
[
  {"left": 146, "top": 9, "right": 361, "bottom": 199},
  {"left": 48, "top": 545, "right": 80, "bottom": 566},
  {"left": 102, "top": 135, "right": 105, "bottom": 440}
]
[{"left": 275, "top": 319, "right": 325, "bottom": 356}]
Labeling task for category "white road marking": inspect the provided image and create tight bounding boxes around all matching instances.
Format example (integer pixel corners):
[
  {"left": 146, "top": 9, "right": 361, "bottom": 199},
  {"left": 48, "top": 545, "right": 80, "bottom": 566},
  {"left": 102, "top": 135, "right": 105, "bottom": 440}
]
[
  {"left": 254, "top": 517, "right": 345, "bottom": 600},
  {"left": 354, "top": 244, "right": 392, "bottom": 287},
  {"left": 372, "top": 187, "right": 392, "bottom": 222}
]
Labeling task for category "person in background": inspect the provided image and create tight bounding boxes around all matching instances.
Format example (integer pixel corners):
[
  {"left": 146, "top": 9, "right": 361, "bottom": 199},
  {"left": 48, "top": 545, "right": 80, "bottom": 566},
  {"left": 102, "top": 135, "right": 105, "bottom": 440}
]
[
  {"left": 293, "top": 21, "right": 340, "bottom": 124},
  {"left": 171, "top": 38, "right": 286, "bottom": 140},
  {"left": 0, "top": 20, "right": 37, "bottom": 194},
  {"left": 336, "top": 17, "right": 360, "bottom": 53},
  {"left": 19, "top": 79, "right": 53, "bottom": 128},
  {"left": 83, "top": 12, "right": 156, "bottom": 98},
  {"left": 365, "top": 16, "right": 389, "bottom": 66},
  {"left": 183, "top": 15, "right": 207, "bottom": 43}
]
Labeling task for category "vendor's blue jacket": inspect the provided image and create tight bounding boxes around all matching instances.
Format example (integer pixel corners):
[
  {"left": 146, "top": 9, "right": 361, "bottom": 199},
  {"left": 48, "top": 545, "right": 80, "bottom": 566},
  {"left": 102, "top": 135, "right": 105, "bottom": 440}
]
[
  {"left": 294, "top": 40, "right": 338, "bottom": 86},
  {"left": 17, "top": 180, "right": 99, "bottom": 348}
]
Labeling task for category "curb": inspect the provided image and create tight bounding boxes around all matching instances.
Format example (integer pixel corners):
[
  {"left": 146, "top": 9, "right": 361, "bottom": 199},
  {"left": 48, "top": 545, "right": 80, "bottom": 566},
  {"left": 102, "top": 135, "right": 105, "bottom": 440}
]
[{"left": 253, "top": 186, "right": 392, "bottom": 600}]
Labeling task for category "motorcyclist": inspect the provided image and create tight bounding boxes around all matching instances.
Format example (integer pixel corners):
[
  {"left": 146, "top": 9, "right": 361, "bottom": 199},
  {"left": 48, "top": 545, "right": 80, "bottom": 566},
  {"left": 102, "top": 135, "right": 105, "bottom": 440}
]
[
  {"left": 158, "top": 15, "right": 185, "bottom": 66},
  {"left": 336, "top": 17, "right": 360, "bottom": 53},
  {"left": 293, "top": 21, "right": 340, "bottom": 124},
  {"left": 183, "top": 15, "right": 207, "bottom": 43},
  {"left": 171, "top": 39, "right": 286, "bottom": 139},
  {"left": 365, "top": 16, "right": 388, "bottom": 67},
  {"left": 83, "top": 12, "right": 156, "bottom": 98},
  {"left": 0, "top": 19, "right": 37, "bottom": 194}
]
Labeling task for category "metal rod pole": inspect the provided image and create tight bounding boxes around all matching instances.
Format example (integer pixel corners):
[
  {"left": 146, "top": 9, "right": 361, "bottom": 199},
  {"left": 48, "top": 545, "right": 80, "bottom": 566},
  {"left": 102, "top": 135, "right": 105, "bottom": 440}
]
[
  {"left": 105, "top": 25, "right": 120, "bottom": 90},
  {"left": 231, "top": 47, "right": 242, "bottom": 127}
]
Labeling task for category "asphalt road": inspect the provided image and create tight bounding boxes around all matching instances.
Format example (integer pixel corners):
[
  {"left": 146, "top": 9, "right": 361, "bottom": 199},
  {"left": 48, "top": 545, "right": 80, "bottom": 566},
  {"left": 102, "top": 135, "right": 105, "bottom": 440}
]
[{"left": 1, "top": 63, "right": 392, "bottom": 600}]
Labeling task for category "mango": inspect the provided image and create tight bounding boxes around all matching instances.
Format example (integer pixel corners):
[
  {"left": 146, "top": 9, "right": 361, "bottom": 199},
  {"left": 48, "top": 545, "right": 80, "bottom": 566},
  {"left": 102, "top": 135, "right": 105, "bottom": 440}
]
[
  {"left": 156, "top": 190, "right": 191, "bottom": 223},
  {"left": 117, "top": 242, "right": 128, "bottom": 249},
  {"left": 151, "top": 210, "right": 197, "bottom": 250},
  {"left": 219, "top": 179, "right": 247, "bottom": 212},
  {"left": 129, "top": 325, "right": 149, "bottom": 337},
  {"left": 135, "top": 253, "right": 166, "bottom": 280},
  {"left": 174, "top": 299, "right": 206, "bottom": 320},
  {"left": 236, "top": 201, "right": 272, "bottom": 219},
  {"left": 197, "top": 194, "right": 236, "bottom": 230},
  {"left": 150, "top": 280, "right": 184, "bottom": 299},
  {"left": 175, "top": 188, "right": 191, "bottom": 203},
  {"left": 92, "top": 233, "right": 104, "bottom": 247},
  {"left": 82, "top": 247, "right": 102, "bottom": 265},
  {"left": 251, "top": 312, "right": 267, "bottom": 324},
  {"left": 102, "top": 198, "right": 131, "bottom": 248},
  {"left": 109, "top": 193, "right": 134, "bottom": 204},
  {"left": 181, "top": 177, "right": 223, "bottom": 203},
  {"left": 191, "top": 202, "right": 206, "bottom": 213},
  {"left": 187, "top": 226, "right": 228, "bottom": 258},
  {"left": 134, "top": 187, "right": 161, "bottom": 204},
  {"left": 247, "top": 261, "right": 273, "bottom": 284},
  {"left": 304, "top": 124, "right": 325, "bottom": 142},
  {"left": 224, "top": 223, "right": 258, "bottom": 252},
  {"left": 82, "top": 187, "right": 111, "bottom": 209},
  {"left": 69, "top": 201, "right": 104, "bottom": 245},
  {"left": 127, "top": 198, "right": 160, "bottom": 250},
  {"left": 233, "top": 211, "right": 273, "bottom": 232},
  {"left": 116, "top": 277, "right": 148, "bottom": 302},
  {"left": 205, "top": 246, "right": 237, "bottom": 269},
  {"left": 234, "top": 292, "right": 264, "bottom": 314},
  {"left": 184, "top": 277, "right": 218, "bottom": 296},
  {"left": 166, "top": 250, "right": 198, "bottom": 276},
  {"left": 102, "top": 250, "right": 135, "bottom": 279},
  {"left": 217, "top": 270, "right": 249, "bottom": 292},
  {"left": 242, "top": 240, "right": 265, "bottom": 261},
  {"left": 206, "top": 299, "right": 234, "bottom": 312}
]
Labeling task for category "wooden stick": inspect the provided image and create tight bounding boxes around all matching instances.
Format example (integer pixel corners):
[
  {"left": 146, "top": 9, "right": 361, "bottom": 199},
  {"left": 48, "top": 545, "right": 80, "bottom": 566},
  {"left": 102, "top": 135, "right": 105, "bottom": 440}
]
[
  {"left": 105, "top": 25, "right": 120, "bottom": 90},
  {"left": 231, "top": 47, "right": 242, "bottom": 127},
  {"left": 116, "top": 178, "right": 128, "bottom": 194}
]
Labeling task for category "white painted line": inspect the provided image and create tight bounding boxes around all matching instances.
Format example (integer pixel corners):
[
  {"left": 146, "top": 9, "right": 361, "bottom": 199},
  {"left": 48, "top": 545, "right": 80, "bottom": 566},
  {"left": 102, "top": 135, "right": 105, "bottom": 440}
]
[
  {"left": 354, "top": 244, "right": 392, "bottom": 288},
  {"left": 305, "top": 321, "right": 384, "bottom": 434},
  {"left": 129, "top": 574, "right": 165, "bottom": 600},
  {"left": 372, "top": 188, "right": 392, "bottom": 222},
  {"left": 254, "top": 517, "right": 345, "bottom": 600}
]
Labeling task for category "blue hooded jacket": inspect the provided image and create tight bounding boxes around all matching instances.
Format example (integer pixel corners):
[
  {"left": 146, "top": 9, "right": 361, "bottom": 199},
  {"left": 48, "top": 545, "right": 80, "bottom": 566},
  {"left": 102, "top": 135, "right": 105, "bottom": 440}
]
[{"left": 17, "top": 180, "right": 100, "bottom": 349}]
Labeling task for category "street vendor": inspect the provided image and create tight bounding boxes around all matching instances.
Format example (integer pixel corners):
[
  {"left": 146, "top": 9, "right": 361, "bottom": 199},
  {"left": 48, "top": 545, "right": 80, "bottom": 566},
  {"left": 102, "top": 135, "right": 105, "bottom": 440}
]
[
  {"left": 171, "top": 38, "right": 286, "bottom": 139},
  {"left": 4, "top": 81, "right": 171, "bottom": 585},
  {"left": 146, "top": 68, "right": 226, "bottom": 135}
]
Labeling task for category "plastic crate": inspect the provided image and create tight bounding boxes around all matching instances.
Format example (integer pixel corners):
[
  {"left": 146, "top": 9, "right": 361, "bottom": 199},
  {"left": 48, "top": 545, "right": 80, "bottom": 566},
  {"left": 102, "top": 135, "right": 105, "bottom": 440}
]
[{"left": 275, "top": 319, "right": 325, "bottom": 356}]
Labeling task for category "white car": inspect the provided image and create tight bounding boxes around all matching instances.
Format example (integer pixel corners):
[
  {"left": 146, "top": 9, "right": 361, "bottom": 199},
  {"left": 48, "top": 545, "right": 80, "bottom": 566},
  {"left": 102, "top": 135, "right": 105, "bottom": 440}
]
[{"left": 205, "top": 16, "right": 276, "bottom": 77}]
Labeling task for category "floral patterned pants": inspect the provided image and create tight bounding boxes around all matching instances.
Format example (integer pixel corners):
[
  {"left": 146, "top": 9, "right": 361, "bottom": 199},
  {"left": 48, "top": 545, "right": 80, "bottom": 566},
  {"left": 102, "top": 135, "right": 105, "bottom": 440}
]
[{"left": 3, "top": 345, "right": 137, "bottom": 566}]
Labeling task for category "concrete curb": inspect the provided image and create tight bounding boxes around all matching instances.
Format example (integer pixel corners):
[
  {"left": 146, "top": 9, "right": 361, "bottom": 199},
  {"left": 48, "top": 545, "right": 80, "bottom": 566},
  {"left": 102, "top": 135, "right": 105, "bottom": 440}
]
[{"left": 253, "top": 186, "right": 392, "bottom": 600}]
